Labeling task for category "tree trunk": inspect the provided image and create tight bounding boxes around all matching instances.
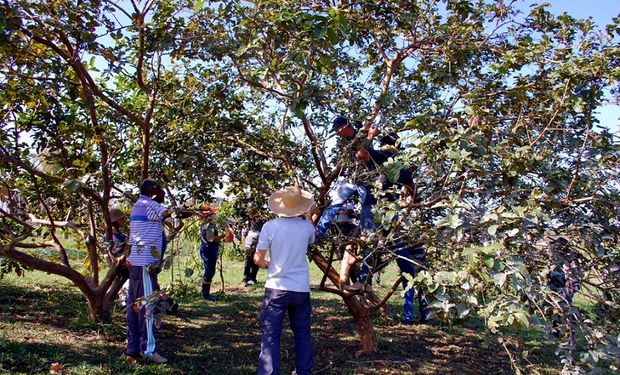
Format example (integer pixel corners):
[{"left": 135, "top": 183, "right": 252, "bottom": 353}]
[
  {"left": 85, "top": 290, "right": 112, "bottom": 323},
  {"left": 345, "top": 296, "right": 379, "bottom": 353},
  {"left": 102, "top": 274, "right": 128, "bottom": 318},
  {"left": 141, "top": 124, "right": 150, "bottom": 181},
  {"left": 312, "top": 252, "right": 379, "bottom": 353}
]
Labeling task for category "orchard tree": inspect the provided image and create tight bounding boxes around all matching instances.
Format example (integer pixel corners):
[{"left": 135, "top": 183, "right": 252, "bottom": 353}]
[
  {"left": 0, "top": 0, "right": 220, "bottom": 322},
  {"left": 189, "top": 0, "right": 620, "bottom": 371},
  {"left": 1, "top": 0, "right": 619, "bottom": 373},
  {"left": 0, "top": 0, "right": 307, "bottom": 322}
]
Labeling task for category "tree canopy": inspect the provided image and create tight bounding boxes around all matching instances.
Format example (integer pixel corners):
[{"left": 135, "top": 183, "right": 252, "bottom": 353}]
[{"left": 1, "top": 0, "right": 619, "bottom": 372}]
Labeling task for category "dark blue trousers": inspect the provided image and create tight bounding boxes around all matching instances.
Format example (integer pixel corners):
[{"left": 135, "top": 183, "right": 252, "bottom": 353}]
[
  {"left": 199, "top": 242, "right": 219, "bottom": 282},
  {"left": 259, "top": 288, "right": 313, "bottom": 375},
  {"left": 126, "top": 266, "right": 158, "bottom": 356}
]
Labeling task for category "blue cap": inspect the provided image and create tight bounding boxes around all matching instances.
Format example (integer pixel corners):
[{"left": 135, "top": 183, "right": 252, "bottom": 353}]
[{"left": 331, "top": 116, "right": 349, "bottom": 132}]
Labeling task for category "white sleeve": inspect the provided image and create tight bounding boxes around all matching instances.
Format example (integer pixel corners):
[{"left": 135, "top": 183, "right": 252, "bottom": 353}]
[{"left": 256, "top": 223, "right": 271, "bottom": 250}]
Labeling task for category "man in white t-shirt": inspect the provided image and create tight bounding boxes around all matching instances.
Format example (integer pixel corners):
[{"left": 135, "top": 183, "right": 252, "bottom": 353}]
[
  {"left": 242, "top": 220, "right": 262, "bottom": 286},
  {"left": 254, "top": 186, "right": 315, "bottom": 375}
]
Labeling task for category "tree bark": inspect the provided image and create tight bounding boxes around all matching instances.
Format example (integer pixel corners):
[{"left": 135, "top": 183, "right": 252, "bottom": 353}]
[
  {"left": 312, "top": 251, "right": 379, "bottom": 353},
  {"left": 85, "top": 290, "right": 110, "bottom": 323},
  {"left": 345, "top": 297, "right": 379, "bottom": 353}
]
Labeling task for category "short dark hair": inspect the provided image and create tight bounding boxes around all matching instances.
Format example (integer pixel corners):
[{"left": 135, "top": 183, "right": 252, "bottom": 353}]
[{"left": 140, "top": 179, "right": 160, "bottom": 196}]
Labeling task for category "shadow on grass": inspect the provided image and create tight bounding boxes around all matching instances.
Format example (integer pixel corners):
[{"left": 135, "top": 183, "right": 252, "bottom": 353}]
[{"left": 0, "top": 282, "right": 561, "bottom": 374}]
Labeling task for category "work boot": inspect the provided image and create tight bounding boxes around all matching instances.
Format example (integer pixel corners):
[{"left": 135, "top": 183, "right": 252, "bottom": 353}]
[{"left": 201, "top": 281, "right": 217, "bottom": 301}]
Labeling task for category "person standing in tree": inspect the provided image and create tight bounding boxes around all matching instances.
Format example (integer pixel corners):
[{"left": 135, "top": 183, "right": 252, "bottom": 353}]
[
  {"left": 198, "top": 205, "right": 222, "bottom": 301},
  {"left": 316, "top": 116, "right": 379, "bottom": 238},
  {"left": 343, "top": 131, "right": 430, "bottom": 324},
  {"left": 254, "top": 186, "right": 316, "bottom": 375}
]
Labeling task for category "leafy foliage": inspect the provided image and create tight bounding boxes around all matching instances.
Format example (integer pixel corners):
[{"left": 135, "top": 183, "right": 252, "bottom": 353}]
[{"left": 0, "top": 0, "right": 619, "bottom": 372}]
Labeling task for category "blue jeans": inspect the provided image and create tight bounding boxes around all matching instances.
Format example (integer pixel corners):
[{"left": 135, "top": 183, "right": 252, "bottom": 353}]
[
  {"left": 259, "top": 288, "right": 313, "bottom": 375},
  {"left": 199, "top": 242, "right": 219, "bottom": 282},
  {"left": 316, "top": 181, "right": 376, "bottom": 238},
  {"left": 358, "top": 239, "right": 430, "bottom": 322}
]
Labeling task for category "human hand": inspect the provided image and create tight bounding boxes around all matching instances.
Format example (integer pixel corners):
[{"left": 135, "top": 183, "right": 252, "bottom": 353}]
[{"left": 367, "top": 126, "right": 379, "bottom": 140}]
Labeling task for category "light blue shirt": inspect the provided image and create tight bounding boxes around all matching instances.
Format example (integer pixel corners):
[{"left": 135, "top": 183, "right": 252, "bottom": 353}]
[{"left": 127, "top": 195, "right": 167, "bottom": 266}]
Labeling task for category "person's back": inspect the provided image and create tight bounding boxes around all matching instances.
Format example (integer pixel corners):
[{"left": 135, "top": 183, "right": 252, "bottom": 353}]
[
  {"left": 254, "top": 186, "right": 315, "bottom": 375},
  {"left": 128, "top": 195, "right": 167, "bottom": 266},
  {"left": 259, "top": 216, "right": 315, "bottom": 293}
]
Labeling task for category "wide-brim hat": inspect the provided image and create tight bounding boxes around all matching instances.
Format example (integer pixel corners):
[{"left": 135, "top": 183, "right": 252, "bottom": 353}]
[
  {"left": 199, "top": 205, "right": 218, "bottom": 219},
  {"left": 109, "top": 208, "right": 125, "bottom": 223},
  {"left": 268, "top": 186, "right": 314, "bottom": 218}
]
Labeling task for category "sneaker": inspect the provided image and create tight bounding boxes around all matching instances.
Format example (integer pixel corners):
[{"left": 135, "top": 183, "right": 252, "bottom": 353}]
[
  {"left": 247, "top": 280, "right": 256, "bottom": 285},
  {"left": 142, "top": 352, "right": 168, "bottom": 364}
]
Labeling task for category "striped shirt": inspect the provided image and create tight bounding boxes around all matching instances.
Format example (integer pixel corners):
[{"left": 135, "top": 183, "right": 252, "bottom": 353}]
[{"left": 127, "top": 195, "right": 168, "bottom": 266}]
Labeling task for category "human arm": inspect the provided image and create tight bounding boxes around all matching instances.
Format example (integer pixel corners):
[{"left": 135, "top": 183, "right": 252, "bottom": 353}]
[{"left": 253, "top": 249, "right": 269, "bottom": 269}]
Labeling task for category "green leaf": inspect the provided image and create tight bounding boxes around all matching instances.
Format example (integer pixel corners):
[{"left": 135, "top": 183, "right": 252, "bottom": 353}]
[
  {"left": 435, "top": 271, "right": 457, "bottom": 285},
  {"left": 194, "top": 0, "right": 204, "bottom": 12},
  {"left": 484, "top": 256, "right": 495, "bottom": 268},
  {"left": 488, "top": 314, "right": 503, "bottom": 333},
  {"left": 488, "top": 224, "right": 499, "bottom": 236},
  {"left": 513, "top": 311, "right": 530, "bottom": 328},
  {"left": 493, "top": 272, "right": 508, "bottom": 288},
  {"left": 326, "top": 28, "right": 340, "bottom": 45},
  {"left": 436, "top": 214, "right": 461, "bottom": 229},
  {"left": 462, "top": 246, "right": 480, "bottom": 256}
]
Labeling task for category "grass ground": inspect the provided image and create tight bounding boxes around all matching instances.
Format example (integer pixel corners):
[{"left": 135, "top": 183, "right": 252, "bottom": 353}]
[{"left": 0, "top": 243, "right": 561, "bottom": 375}]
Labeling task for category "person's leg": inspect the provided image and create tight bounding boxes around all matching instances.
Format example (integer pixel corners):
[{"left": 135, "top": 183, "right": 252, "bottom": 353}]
[
  {"left": 411, "top": 250, "right": 430, "bottom": 322},
  {"left": 141, "top": 267, "right": 158, "bottom": 357},
  {"left": 418, "top": 286, "right": 430, "bottom": 323},
  {"left": 402, "top": 279, "right": 415, "bottom": 324},
  {"left": 205, "top": 244, "right": 219, "bottom": 282},
  {"left": 202, "top": 244, "right": 219, "bottom": 300},
  {"left": 393, "top": 242, "right": 417, "bottom": 323},
  {"left": 199, "top": 243, "right": 210, "bottom": 297},
  {"left": 126, "top": 266, "right": 143, "bottom": 357},
  {"left": 316, "top": 182, "right": 358, "bottom": 238},
  {"left": 259, "top": 289, "right": 289, "bottom": 375},
  {"left": 359, "top": 205, "right": 378, "bottom": 237},
  {"left": 288, "top": 292, "right": 313, "bottom": 375},
  {"left": 242, "top": 247, "right": 253, "bottom": 284},
  {"left": 250, "top": 249, "right": 260, "bottom": 283},
  {"left": 355, "top": 248, "right": 388, "bottom": 287}
]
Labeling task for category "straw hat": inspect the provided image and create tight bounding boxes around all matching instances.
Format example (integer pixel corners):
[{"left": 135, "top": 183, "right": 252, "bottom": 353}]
[
  {"left": 109, "top": 208, "right": 126, "bottom": 223},
  {"left": 268, "top": 186, "right": 314, "bottom": 218}
]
